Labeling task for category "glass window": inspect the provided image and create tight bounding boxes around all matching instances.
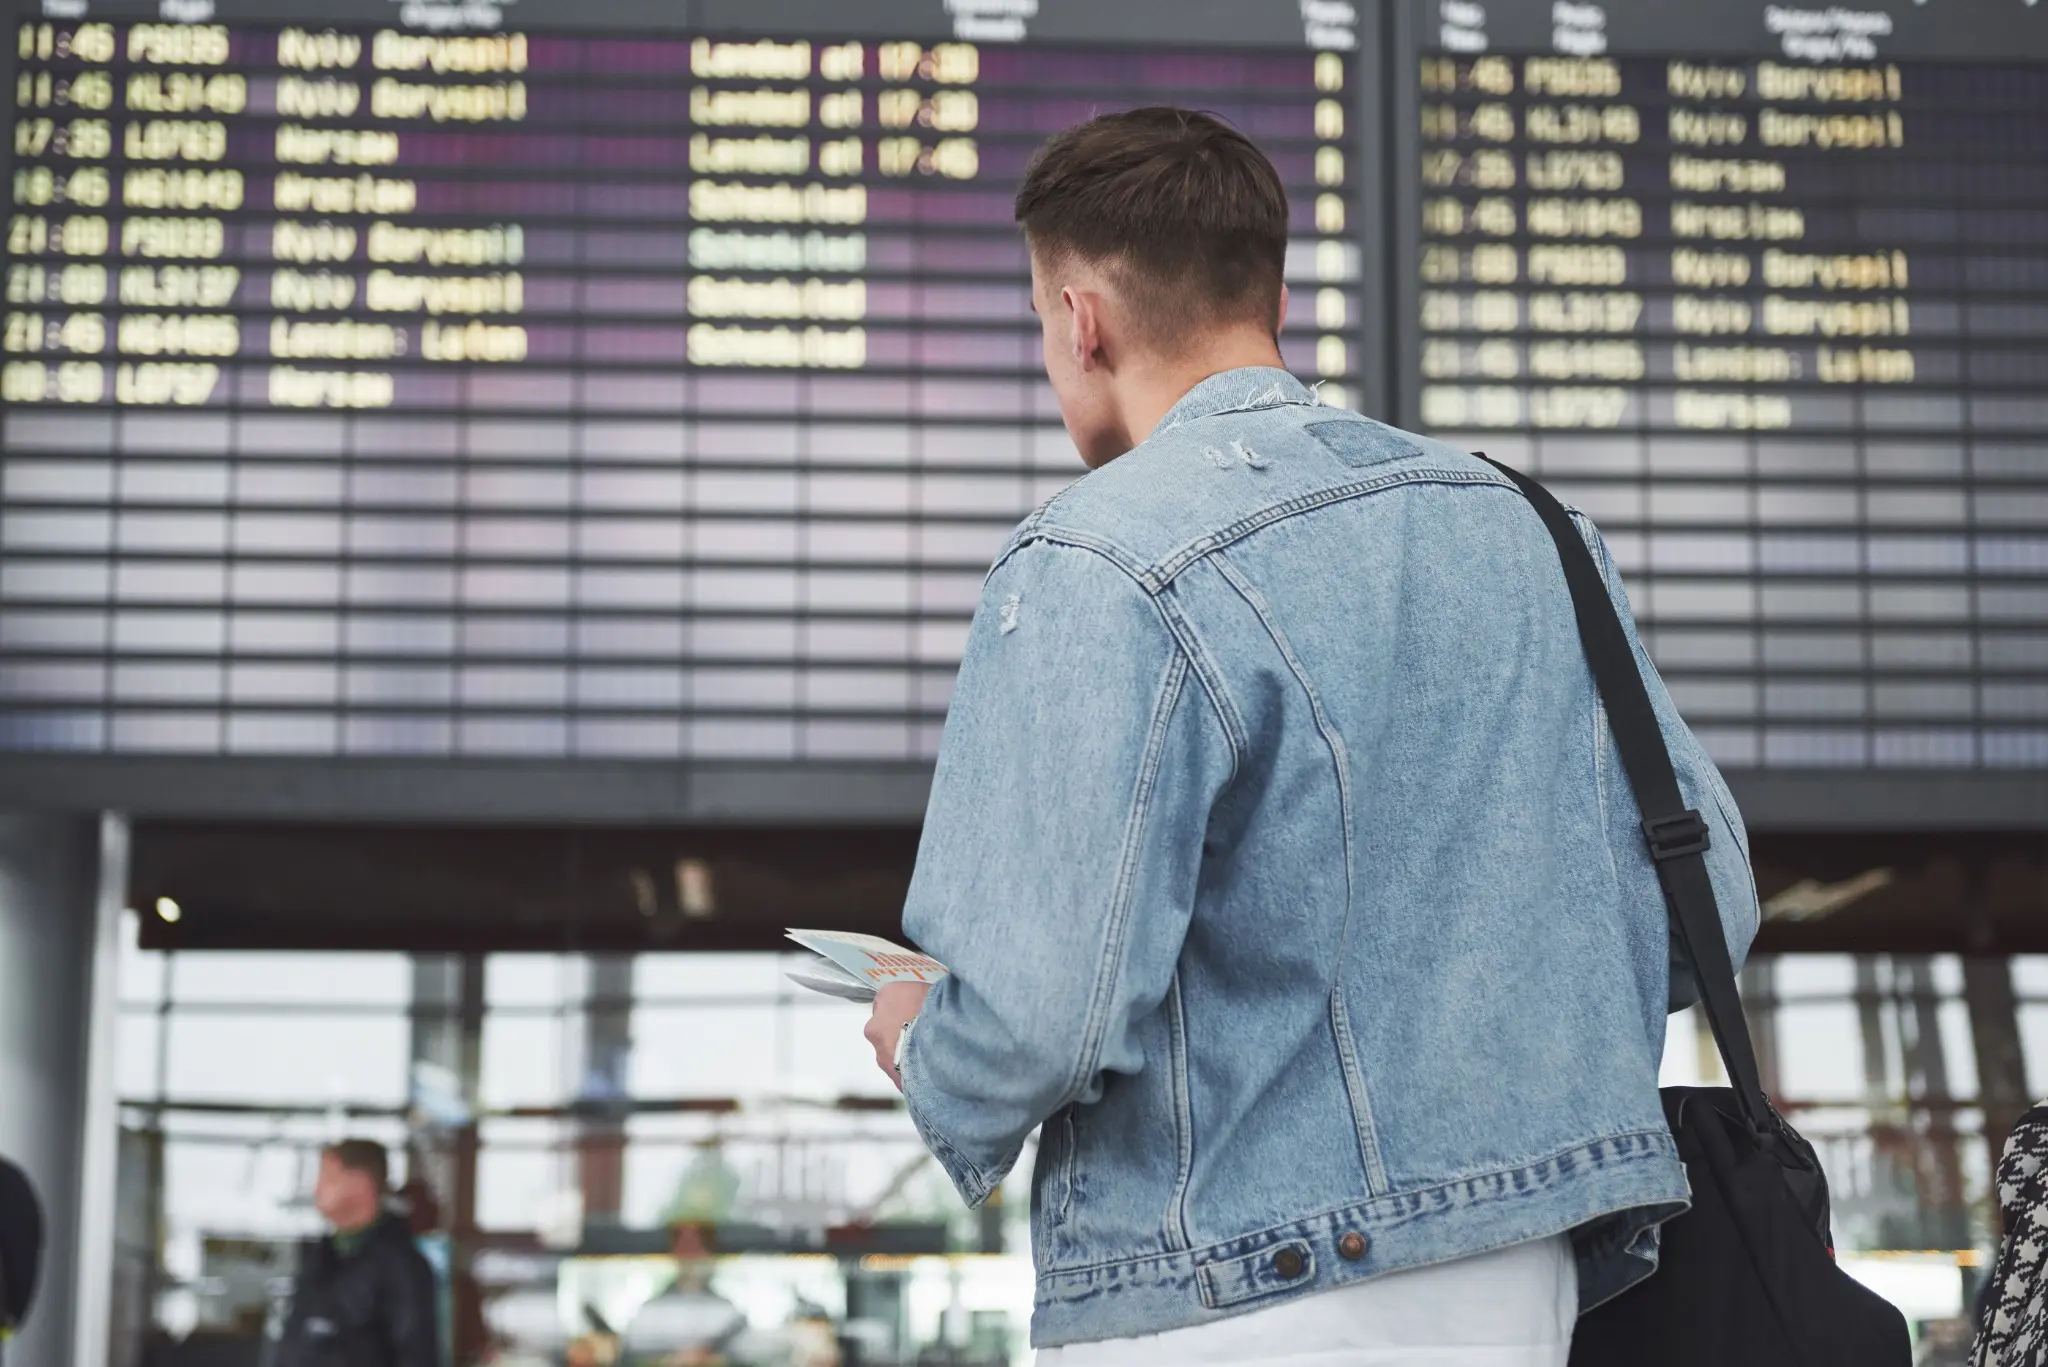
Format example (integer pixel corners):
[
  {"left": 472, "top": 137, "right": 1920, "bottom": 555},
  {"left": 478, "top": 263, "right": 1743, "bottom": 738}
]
[
  {"left": 481, "top": 1012, "right": 577, "bottom": 1110},
  {"left": 1776, "top": 1001, "right": 1873, "bottom": 1103},
  {"left": 631, "top": 1004, "right": 785, "bottom": 1099},
  {"left": 168, "top": 953, "right": 411, "bottom": 1006},
  {"left": 637, "top": 953, "right": 786, "bottom": 999},
  {"left": 477, "top": 1117, "right": 574, "bottom": 1232},
  {"left": 116, "top": 1012, "right": 161, "bottom": 1100},
  {"left": 162, "top": 1013, "right": 408, "bottom": 1107},
  {"left": 487, "top": 953, "right": 587, "bottom": 1008},
  {"left": 117, "top": 913, "right": 167, "bottom": 1007}
]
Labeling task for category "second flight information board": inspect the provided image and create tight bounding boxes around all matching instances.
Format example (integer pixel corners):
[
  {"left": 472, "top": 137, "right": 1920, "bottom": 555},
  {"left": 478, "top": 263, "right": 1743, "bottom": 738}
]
[
  {"left": 1406, "top": 0, "right": 2048, "bottom": 774},
  {"left": 0, "top": 0, "right": 2042, "bottom": 814}
]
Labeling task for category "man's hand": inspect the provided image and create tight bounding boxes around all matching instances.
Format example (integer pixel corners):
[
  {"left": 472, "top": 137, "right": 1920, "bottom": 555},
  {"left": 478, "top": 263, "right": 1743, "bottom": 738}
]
[{"left": 865, "top": 981, "right": 932, "bottom": 1092}]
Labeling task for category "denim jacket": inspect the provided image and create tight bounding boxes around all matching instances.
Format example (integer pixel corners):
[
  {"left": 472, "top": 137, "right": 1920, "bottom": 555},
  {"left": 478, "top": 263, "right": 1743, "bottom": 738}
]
[{"left": 898, "top": 368, "right": 1760, "bottom": 1347}]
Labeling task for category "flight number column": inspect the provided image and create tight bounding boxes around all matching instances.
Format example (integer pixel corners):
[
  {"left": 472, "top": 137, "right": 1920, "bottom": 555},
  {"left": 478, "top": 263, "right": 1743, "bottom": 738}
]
[
  {"left": 117, "top": 22, "right": 244, "bottom": 407},
  {"left": 1516, "top": 55, "right": 1643, "bottom": 430}
]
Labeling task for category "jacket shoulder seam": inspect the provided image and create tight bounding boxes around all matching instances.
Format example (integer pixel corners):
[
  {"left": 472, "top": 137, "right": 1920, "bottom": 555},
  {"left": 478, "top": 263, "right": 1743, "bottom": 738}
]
[
  {"left": 1145, "top": 466, "right": 1518, "bottom": 588},
  {"left": 993, "top": 521, "right": 1152, "bottom": 584},
  {"left": 991, "top": 531, "right": 1245, "bottom": 772},
  {"left": 1025, "top": 466, "right": 1515, "bottom": 592}
]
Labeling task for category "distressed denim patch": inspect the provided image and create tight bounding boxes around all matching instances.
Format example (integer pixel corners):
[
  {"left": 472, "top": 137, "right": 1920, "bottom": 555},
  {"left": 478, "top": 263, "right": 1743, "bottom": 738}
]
[{"left": 1306, "top": 419, "right": 1409, "bottom": 469}]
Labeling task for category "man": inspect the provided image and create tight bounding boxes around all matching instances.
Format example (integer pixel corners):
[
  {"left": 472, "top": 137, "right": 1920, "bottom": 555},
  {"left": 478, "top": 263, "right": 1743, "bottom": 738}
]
[
  {"left": 862, "top": 108, "right": 1759, "bottom": 1363},
  {"left": 274, "top": 1140, "right": 438, "bottom": 1367}
]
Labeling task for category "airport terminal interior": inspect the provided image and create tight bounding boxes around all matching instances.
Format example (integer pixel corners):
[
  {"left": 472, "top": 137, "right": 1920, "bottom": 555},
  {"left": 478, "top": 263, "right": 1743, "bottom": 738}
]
[
  {"left": 87, "top": 929, "right": 2048, "bottom": 1366},
  {"left": 0, "top": 0, "right": 2045, "bottom": 1364},
  {"left": 50, "top": 823, "right": 2044, "bottom": 1367}
]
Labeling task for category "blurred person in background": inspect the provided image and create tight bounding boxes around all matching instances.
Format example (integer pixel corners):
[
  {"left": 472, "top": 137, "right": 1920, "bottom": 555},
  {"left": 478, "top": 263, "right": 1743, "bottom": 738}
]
[
  {"left": 1972, "top": 1101, "right": 2048, "bottom": 1366},
  {"left": 272, "top": 1139, "right": 438, "bottom": 1367},
  {"left": 0, "top": 1155, "right": 42, "bottom": 1367},
  {"left": 620, "top": 1223, "right": 744, "bottom": 1367},
  {"left": 863, "top": 107, "right": 1758, "bottom": 1366}
]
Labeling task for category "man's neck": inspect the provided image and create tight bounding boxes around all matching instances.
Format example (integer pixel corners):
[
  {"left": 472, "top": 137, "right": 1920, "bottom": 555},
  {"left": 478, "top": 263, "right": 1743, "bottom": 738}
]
[{"left": 1115, "top": 335, "right": 1288, "bottom": 454}]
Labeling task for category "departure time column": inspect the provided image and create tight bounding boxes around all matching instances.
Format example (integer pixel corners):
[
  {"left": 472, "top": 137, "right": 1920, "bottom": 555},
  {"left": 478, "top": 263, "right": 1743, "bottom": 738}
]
[
  {"left": 1415, "top": 51, "right": 1521, "bottom": 428},
  {"left": 1311, "top": 50, "right": 1353, "bottom": 408},
  {"left": 5, "top": 19, "right": 117, "bottom": 406}
]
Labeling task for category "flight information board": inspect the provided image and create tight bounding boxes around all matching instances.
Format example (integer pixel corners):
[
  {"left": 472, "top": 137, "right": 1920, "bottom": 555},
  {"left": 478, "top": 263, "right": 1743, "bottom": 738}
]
[
  {"left": 0, "top": 0, "right": 1365, "bottom": 761},
  {"left": 1406, "top": 0, "right": 2048, "bottom": 772},
  {"left": 0, "top": 0, "right": 2042, "bottom": 817}
]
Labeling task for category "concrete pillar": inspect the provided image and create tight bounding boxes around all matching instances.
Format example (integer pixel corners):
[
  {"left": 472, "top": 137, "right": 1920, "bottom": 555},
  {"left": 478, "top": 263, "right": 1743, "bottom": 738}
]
[
  {"left": 577, "top": 955, "right": 634, "bottom": 1230},
  {"left": 1964, "top": 955, "right": 2031, "bottom": 1235},
  {"left": 409, "top": 954, "right": 484, "bottom": 1365},
  {"left": 1739, "top": 957, "right": 1780, "bottom": 1098},
  {"left": 1893, "top": 955, "right": 1969, "bottom": 1249},
  {"left": 0, "top": 813, "right": 125, "bottom": 1367}
]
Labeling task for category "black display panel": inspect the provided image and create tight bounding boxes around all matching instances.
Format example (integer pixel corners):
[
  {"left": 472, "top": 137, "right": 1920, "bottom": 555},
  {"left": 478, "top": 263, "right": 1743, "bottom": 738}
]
[
  {"left": 1405, "top": 0, "right": 2048, "bottom": 775},
  {"left": 0, "top": 0, "right": 2041, "bottom": 825}
]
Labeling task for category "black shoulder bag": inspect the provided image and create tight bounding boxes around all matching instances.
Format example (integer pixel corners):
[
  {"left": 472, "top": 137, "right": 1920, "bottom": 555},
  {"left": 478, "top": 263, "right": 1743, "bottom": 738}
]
[{"left": 1478, "top": 457, "right": 1911, "bottom": 1367}]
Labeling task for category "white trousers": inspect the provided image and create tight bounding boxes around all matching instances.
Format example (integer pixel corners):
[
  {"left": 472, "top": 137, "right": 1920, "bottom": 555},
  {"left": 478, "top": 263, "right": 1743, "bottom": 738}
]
[{"left": 1035, "top": 1234, "right": 1578, "bottom": 1367}]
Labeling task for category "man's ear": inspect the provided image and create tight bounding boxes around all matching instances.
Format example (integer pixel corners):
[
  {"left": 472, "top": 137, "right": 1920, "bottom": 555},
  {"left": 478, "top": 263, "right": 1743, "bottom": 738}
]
[
  {"left": 1276, "top": 283, "right": 1290, "bottom": 337},
  {"left": 1065, "top": 286, "right": 1106, "bottom": 374}
]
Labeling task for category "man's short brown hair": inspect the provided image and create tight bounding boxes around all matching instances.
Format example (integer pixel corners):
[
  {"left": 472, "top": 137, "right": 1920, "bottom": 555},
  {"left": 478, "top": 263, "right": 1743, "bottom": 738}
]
[
  {"left": 1014, "top": 107, "right": 1290, "bottom": 351},
  {"left": 324, "top": 1139, "right": 389, "bottom": 1189}
]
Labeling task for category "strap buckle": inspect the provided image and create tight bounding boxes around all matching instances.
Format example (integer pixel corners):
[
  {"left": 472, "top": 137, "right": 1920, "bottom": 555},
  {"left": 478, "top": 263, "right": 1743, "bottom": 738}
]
[{"left": 1642, "top": 809, "right": 1711, "bottom": 861}]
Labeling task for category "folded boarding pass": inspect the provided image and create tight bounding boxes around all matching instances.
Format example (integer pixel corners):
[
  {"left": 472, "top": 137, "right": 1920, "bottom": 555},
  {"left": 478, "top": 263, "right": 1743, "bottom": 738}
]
[{"left": 784, "top": 929, "right": 949, "bottom": 1004}]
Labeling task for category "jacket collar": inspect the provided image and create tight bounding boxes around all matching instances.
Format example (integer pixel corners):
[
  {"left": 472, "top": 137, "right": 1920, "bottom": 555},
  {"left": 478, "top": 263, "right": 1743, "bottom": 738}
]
[
  {"left": 1152, "top": 367, "right": 1320, "bottom": 438},
  {"left": 329, "top": 1210, "right": 403, "bottom": 1256}
]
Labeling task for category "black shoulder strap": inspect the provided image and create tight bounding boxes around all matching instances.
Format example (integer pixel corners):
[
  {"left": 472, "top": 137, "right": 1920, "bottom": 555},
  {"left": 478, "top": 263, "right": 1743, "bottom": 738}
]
[{"left": 1476, "top": 455, "right": 1773, "bottom": 1133}]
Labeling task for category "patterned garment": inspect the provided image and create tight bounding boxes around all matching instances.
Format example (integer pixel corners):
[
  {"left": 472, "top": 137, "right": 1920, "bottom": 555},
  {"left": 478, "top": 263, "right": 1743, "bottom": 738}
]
[{"left": 1976, "top": 1105, "right": 2048, "bottom": 1367}]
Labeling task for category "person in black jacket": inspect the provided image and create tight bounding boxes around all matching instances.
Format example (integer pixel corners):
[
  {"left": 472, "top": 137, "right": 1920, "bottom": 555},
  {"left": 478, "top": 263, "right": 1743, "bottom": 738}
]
[
  {"left": 0, "top": 1156, "right": 44, "bottom": 1366},
  {"left": 274, "top": 1140, "right": 439, "bottom": 1367}
]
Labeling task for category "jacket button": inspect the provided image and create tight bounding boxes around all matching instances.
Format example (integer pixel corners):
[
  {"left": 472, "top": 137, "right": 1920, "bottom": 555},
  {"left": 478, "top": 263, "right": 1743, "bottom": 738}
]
[
  {"left": 1338, "top": 1232, "right": 1368, "bottom": 1261},
  {"left": 1273, "top": 1248, "right": 1306, "bottom": 1279}
]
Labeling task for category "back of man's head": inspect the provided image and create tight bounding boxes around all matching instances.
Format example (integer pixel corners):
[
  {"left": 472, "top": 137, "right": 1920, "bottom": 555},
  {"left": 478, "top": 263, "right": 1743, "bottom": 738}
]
[{"left": 1014, "top": 107, "right": 1289, "bottom": 354}]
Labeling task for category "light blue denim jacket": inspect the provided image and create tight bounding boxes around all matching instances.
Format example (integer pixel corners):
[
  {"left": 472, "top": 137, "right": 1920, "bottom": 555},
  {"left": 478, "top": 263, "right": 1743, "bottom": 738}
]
[{"left": 898, "top": 368, "right": 1759, "bottom": 1347}]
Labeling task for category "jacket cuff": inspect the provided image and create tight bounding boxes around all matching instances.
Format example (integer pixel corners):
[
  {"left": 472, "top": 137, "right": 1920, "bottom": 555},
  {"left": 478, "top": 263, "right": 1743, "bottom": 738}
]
[{"left": 898, "top": 1020, "right": 1014, "bottom": 1208}]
